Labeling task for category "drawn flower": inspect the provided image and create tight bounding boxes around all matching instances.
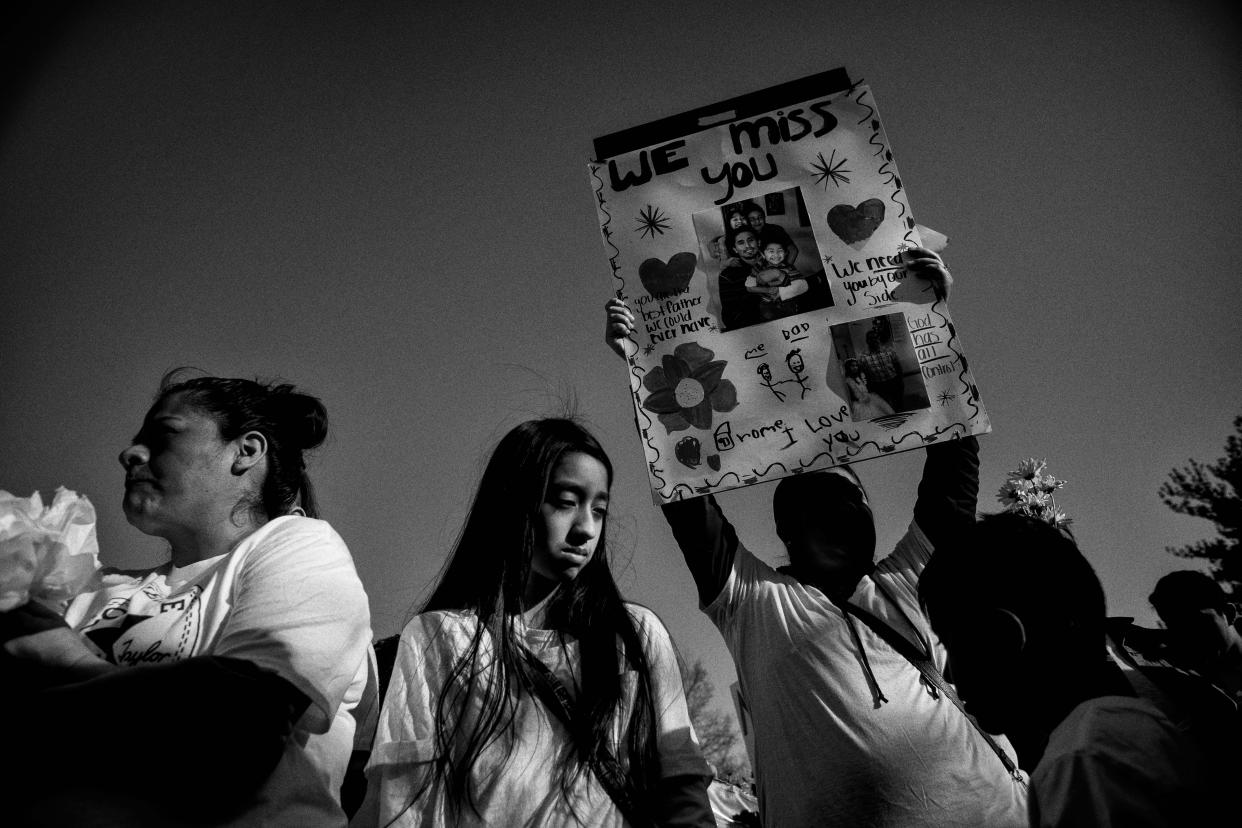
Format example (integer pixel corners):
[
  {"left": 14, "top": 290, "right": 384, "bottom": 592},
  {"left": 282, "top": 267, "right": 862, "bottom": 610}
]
[
  {"left": 997, "top": 459, "right": 1071, "bottom": 529},
  {"left": 642, "top": 342, "right": 738, "bottom": 433}
]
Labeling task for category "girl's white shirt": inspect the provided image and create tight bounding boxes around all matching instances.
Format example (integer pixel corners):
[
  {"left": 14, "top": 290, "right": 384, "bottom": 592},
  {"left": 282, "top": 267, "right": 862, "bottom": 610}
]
[{"left": 359, "top": 604, "right": 710, "bottom": 828}]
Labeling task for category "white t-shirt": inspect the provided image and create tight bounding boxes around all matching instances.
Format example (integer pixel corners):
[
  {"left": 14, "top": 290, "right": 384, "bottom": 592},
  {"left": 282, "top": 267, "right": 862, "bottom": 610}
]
[
  {"left": 65, "top": 515, "right": 375, "bottom": 827},
  {"left": 708, "top": 522, "right": 1028, "bottom": 828},
  {"left": 1030, "top": 695, "right": 1209, "bottom": 827},
  {"left": 363, "top": 604, "right": 711, "bottom": 827}
]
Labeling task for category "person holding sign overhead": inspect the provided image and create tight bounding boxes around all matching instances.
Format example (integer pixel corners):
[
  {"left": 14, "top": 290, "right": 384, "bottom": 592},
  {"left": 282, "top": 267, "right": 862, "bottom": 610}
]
[{"left": 605, "top": 248, "right": 1029, "bottom": 827}]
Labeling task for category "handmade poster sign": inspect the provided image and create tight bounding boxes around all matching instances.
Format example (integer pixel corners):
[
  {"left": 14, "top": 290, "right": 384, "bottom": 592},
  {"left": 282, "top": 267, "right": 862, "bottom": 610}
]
[{"left": 590, "top": 68, "right": 989, "bottom": 503}]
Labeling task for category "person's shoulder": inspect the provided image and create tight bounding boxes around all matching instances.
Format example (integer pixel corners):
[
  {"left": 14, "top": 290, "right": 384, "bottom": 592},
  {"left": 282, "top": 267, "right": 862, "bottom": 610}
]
[
  {"left": 1052, "top": 695, "right": 1176, "bottom": 751},
  {"left": 1084, "top": 694, "right": 1171, "bottom": 722},
  {"left": 246, "top": 515, "right": 349, "bottom": 557},
  {"left": 403, "top": 609, "right": 476, "bottom": 646},
  {"left": 721, "top": 549, "right": 797, "bottom": 606},
  {"left": 257, "top": 514, "right": 339, "bottom": 540},
  {"left": 623, "top": 602, "right": 681, "bottom": 657},
  {"left": 383, "top": 612, "right": 478, "bottom": 679},
  {"left": 623, "top": 601, "right": 666, "bottom": 630},
  {"left": 225, "top": 518, "right": 355, "bottom": 586}
]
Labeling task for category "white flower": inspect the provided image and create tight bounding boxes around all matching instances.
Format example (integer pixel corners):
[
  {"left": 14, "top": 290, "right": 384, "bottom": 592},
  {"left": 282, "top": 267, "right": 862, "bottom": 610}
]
[
  {"left": 996, "top": 480, "right": 1022, "bottom": 506},
  {"left": 998, "top": 459, "right": 1071, "bottom": 529},
  {"left": 0, "top": 488, "right": 100, "bottom": 612},
  {"left": 1020, "top": 490, "right": 1051, "bottom": 511},
  {"left": 1036, "top": 475, "right": 1065, "bottom": 494},
  {"left": 1012, "top": 458, "right": 1047, "bottom": 481}
]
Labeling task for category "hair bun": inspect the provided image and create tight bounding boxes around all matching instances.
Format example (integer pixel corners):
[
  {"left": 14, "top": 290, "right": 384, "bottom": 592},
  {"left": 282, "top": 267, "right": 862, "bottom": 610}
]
[{"left": 270, "top": 384, "right": 329, "bottom": 451}]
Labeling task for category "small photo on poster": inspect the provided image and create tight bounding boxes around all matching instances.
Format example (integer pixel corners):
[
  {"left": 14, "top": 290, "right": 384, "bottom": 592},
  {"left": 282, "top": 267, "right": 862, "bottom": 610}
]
[
  {"left": 692, "top": 185, "right": 833, "bottom": 332},
  {"left": 830, "top": 312, "right": 930, "bottom": 421}
]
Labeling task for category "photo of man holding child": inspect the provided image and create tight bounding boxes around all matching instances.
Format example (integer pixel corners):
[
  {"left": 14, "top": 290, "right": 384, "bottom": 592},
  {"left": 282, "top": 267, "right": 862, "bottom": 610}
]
[{"left": 698, "top": 186, "right": 833, "bottom": 332}]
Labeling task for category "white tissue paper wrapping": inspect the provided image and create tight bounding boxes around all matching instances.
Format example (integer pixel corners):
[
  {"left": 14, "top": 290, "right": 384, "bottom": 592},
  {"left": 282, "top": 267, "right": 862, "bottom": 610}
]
[{"left": 0, "top": 488, "right": 101, "bottom": 612}]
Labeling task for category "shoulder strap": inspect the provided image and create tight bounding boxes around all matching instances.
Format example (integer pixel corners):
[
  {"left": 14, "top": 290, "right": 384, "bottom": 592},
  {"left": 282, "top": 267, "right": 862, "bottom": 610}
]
[
  {"left": 519, "top": 647, "right": 652, "bottom": 827},
  {"left": 843, "top": 600, "right": 1025, "bottom": 783}
]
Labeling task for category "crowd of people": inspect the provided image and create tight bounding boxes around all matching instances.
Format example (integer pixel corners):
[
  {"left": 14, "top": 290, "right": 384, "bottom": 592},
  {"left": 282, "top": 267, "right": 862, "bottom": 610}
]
[{"left": 1, "top": 248, "right": 1233, "bottom": 827}]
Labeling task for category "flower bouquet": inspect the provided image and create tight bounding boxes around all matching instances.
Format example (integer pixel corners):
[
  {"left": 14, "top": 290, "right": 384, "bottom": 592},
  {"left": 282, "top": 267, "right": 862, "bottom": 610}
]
[
  {"left": 0, "top": 488, "right": 101, "bottom": 613},
  {"left": 997, "top": 458, "right": 1072, "bottom": 529}
]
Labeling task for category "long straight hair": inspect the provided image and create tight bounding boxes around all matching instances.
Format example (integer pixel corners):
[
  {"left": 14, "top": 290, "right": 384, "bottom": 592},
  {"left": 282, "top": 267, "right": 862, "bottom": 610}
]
[{"left": 420, "top": 418, "right": 660, "bottom": 820}]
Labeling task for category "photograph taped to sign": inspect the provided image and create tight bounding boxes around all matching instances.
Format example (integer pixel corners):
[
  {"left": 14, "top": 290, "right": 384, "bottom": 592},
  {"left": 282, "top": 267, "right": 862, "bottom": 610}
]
[{"left": 590, "top": 69, "right": 989, "bottom": 503}]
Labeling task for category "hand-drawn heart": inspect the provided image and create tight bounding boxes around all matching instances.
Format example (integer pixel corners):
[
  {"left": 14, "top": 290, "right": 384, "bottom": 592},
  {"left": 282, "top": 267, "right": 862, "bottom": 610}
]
[
  {"left": 639, "top": 252, "right": 697, "bottom": 297},
  {"left": 706, "top": 454, "right": 720, "bottom": 471},
  {"left": 827, "top": 199, "right": 886, "bottom": 245},
  {"left": 675, "top": 436, "right": 702, "bottom": 469}
]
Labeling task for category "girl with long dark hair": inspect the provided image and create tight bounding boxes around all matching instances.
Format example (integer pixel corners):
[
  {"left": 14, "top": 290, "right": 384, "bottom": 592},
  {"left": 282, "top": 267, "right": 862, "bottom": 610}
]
[{"left": 360, "top": 418, "right": 713, "bottom": 827}]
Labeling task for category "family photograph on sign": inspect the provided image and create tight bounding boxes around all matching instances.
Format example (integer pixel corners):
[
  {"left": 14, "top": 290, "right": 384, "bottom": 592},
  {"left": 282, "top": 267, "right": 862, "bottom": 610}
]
[{"left": 697, "top": 187, "right": 834, "bottom": 332}]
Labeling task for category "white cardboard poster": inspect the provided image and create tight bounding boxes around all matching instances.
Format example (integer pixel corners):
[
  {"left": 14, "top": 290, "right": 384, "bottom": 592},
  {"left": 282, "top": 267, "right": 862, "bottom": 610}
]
[{"left": 591, "top": 69, "right": 989, "bottom": 503}]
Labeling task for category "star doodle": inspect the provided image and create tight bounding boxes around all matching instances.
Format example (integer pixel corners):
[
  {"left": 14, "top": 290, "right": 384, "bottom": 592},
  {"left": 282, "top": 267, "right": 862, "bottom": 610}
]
[
  {"left": 810, "top": 149, "right": 851, "bottom": 189},
  {"left": 635, "top": 204, "right": 672, "bottom": 239},
  {"left": 936, "top": 390, "right": 957, "bottom": 406},
  {"left": 642, "top": 343, "right": 657, "bottom": 356}
]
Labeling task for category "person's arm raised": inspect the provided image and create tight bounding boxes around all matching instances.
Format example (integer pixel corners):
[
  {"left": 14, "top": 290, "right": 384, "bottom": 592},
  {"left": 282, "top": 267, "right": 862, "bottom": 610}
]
[
  {"left": 903, "top": 245, "right": 975, "bottom": 547},
  {"left": 913, "top": 436, "right": 980, "bottom": 552},
  {"left": 661, "top": 495, "right": 740, "bottom": 606},
  {"left": 605, "top": 298, "right": 738, "bottom": 606}
]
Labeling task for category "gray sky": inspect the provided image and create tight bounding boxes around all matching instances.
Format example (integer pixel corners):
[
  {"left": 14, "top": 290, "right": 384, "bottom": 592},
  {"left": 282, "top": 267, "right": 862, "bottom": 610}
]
[{"left": 3, "top": 0, "right": 1240, "bottom": 723}]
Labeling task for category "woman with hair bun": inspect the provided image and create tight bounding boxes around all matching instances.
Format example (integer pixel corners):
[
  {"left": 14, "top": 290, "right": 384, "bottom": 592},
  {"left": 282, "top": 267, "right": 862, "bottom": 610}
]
[
  {"left": 2, "top": 372, "right": 375, "bottom": 827},
  {"left": 359, "top": 418, "right": 713, "bottom": 827}
]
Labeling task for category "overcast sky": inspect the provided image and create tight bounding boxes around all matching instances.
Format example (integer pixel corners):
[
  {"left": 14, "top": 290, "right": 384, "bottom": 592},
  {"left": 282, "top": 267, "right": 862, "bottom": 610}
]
[{"left": 3, "top": 0, "right": 1240, "bottom": 723}]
